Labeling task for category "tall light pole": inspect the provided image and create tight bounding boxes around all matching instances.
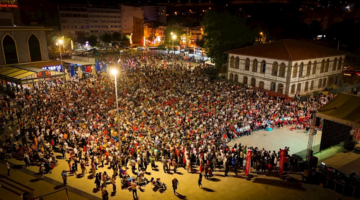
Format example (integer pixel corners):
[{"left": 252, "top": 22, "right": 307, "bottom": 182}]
[
  {"left": 57, "top": 39, "right": 65, "bottom": 83},
  {"left": 260, "top": 32, "right": 266, "bottom": 44},
  {"left": 172, "top": 34, "right": 177, "bottom": 54},
  {"left": 111, "top": 68, "right": 122, "bottom": 167}
]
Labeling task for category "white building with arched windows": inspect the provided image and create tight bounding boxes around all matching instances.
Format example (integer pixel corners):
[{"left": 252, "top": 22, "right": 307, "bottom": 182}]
[{"left": 226, "top": 39, "right": 346, "bottom": 96}]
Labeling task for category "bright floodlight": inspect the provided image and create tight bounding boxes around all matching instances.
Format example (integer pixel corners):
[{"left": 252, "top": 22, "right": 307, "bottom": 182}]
[
  {"left": 172, "top": 35, "right": 177, "bottom": 40},
  {"left": 171, "top": 32, "right": 173, "bottom": 35},
  {"left": 111, "top": 69, "right": 118, "bottom": 75},
  {"left": 260, "top": 32, "right": 263, "bottom": 35},
  {"left": 58, "top": 39, "right": 64, "bottom": 44}
]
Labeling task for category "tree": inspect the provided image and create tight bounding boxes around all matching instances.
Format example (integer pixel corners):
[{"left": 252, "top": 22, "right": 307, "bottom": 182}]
[
  {"left": 202, "top": 10, "right": 255, "bottom": 70},
  {"left": 88, "top": 35, "right": 98, "bottom": 47},
  {"left": 196, "top": 38, "right": 205, "bottom": 48},
  {"left": 77, "top": 35, "right": 87, "bottom": 45},
  {"left": 112, "top": 32, "right": 121, "bottom": 41},
  {"left": 164, "top": 25, "right": 183, "bottom": 48},
  {"left": 101, "top": 33, "right": 112, "bottom": 44}
]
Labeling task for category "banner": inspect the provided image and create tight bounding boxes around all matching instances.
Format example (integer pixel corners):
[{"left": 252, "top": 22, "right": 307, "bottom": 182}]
[
  {"left": 279, "top": 149, "right": 285, "bottom": 175},
  {"left": 244, "top": 149, "right": 251, "bottom": 176}
]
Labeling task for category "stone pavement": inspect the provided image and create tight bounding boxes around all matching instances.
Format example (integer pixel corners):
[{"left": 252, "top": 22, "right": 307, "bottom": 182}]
[{"left": 1, "top": 150, "right": 358, "bottom": 200}]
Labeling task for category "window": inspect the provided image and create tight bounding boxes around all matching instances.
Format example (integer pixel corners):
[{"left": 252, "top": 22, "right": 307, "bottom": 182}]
[
  {"left": 272, "top": 62, "right": 278, "bottom": 76},
  {"left": 338, "top": 57, "right": 342, "bottom": 70},
  {"left": 229, "top": 73, "right": 233, "bottom": 81},
  {"left": 310, "top": 81, "right": 314, "bottom": 90},
  {"left": 2, "top": 34, "right": 18, "bottom": 64},
  {"left": 251, "top": 77, "right": 256, "bottom": 87},
  {"left": 82, "top": 14, "right": 88, "bottom": 18},
  {"left": 312, "top": 61, "right": 317, "bottom": 74},
  {"left": 297, "top": 83, "right": 301, "bottom": 93},
  {"left": 245, "top": 58, "right": 250, "bottom": 71},
  {"left": 299, "top": 62, "right": 304, "bottom": 77},
  {"left": 329, "top": 77, "right": 334, "bottom": 85},
  {"left": 277, "top": 83, "right": 284, "bottom": 94},
  {"left": 259, "top": 81, "right": 264, "bottom": 89},
  {"left": 322, "top": 78, "right": 326, "bottom": 87},
  {"left": 243, "top": 76, "right": 248, "bottom": 84},
  {"left": 325, "top": 59, "right": 330, "bottom": 72},
  {"left": 332, "top": 58, "right": 337, "bottom": 71},
  {"left": 318, "top": 79, "right": 322, "bottom": 88},
  {"left": 270, "top": 82, "right": 276, "bottom": 91},
  {"left": 305, "top": 82, "right": 309, "bottom": 92},
  {"left": 73, "top": 14, "right": 81, "bottom": 18},
  {"left": 234, "top": 74, "right": 238, "bottom": 82},
  {"left": 320, "top": 59, "right": 325, "bottom": 73},
  {"left": 291, "top": 84, "right": 295, "bottom": 94},
  {"left": 28, "top": 34, "right": 42, "bottom": 62},
  {"left": 335, "top": 76, "right": 338, "bottom": 85},
  {"left": 235, "top": 57, "right": 240, "bottom": 69},
  {"left": 279, "top": 63, "right": 286, "bottom": 77},
  {"left": 230, "top": 56, "right": 234, "bottom": 68},
  {"left": 261, "top": 60, "right": 266, "bottom": 73},
  {"left": 252, "top": 59, "right": 258, "bottom": 72},
  {"left": 307, "top": 61, "right": 311, "bottom": 76},
  {"left": 292, "top": 64, "right": 297, "bottom": 78}
]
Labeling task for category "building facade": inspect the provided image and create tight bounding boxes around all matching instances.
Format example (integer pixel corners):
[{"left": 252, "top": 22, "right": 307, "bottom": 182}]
[
  {"left": 58, "top": 5, "right": 122, "bottom": 37},
  {"left": 142, "top": 6, "right": 166, "bottom": 25},
  {"left": 121, "top": 5, "right": 144, "bottom": 44},
  {"left": 0, "top": 0, "right": 21, "bottom": 25},
  {"left": 226, "top": 39, "right": 346, "bottom": 96},
  {"left": 0, "top": 26, "right": 50, "bottom": 65}
]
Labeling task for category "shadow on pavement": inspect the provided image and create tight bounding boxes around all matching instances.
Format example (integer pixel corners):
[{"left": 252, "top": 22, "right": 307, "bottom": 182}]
[
  {"left": 208, "top": 177, "right": 220, "bottom": 182},
  {"left": 252, "top": 178, "right": 306, "bottom": 191},
  {"left": 54, "top": 184, "right": 65, "bottom": 190},
  {"left": 30, "top": 178, "right": 42, "bottom": 182},
  {"left": 201, "top": 187, "right": 215, "bottom": 192},
  {"left": 176, "top": 193, "right": 187, "bottom": 199},
  {"left": 88, "top": 174, "right": 95, "bottom": 179}
]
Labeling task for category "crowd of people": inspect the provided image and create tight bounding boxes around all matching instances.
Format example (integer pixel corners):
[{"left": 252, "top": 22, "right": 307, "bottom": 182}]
[{"left": 0, "top": 52, "right": 335, "bottom": 199}]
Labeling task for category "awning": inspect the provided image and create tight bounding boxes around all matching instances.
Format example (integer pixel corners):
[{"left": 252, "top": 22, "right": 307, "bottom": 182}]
[
  {"left": 317, "top": 93, "right": 360, "bottom": 128},
  {"left": 62, "top": 59, "right": 95, "bottom": 66}
]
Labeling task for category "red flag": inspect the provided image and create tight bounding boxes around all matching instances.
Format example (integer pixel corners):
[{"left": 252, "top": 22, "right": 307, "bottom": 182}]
[
  {"left": 37, "top": 72, "right": 42, "bottom": 77},
  {"left": 279, "top": 149, "right": 285, "bottom": 175},
  {"left": 245, "top": 149, "right": 251, "bottom": 176}
]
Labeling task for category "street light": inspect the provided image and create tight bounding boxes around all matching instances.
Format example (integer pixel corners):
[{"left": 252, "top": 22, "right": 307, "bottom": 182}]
[
  {"left": 57, "top": 39, "right": 64, "bottom": 80},
  {"left": 259, "top": 32, "right": 266, "bottom": 44},
  {"left": 172, "top": 34, "right": 177, "bottom": 54},
  {"left": 111, "top": 68, "right": 122, "bottom": 167}
]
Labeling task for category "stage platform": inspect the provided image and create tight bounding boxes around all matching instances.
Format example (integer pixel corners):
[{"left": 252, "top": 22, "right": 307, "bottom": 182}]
[{"left": 227, "top": 127, "right": 322, "bottom": 158}]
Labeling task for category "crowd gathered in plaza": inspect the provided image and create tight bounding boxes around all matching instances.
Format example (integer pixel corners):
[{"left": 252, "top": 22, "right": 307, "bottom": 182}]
[{"left": 0, "top": 52, "right": 335, "bottom": 199}]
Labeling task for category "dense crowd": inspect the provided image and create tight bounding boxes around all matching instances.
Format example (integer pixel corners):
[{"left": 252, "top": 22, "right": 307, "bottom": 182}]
[{"left": 0, "top": 53, "right": 334, "bottom": 199}]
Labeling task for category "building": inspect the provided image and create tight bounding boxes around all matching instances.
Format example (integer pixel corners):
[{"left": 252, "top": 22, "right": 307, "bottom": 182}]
[
  {"left": 226, "top": 39, "right": 346, "bottom": 96},
  {"left": 142, "top": 5, "right": 166, "bottom": 25},
  {"left": 58, "top": 5, "right": 122, "bottom": 37},
  {"left": 0, "top": 26, "right": 64, "bottom": 88},
  {"left": 0, "top": 0, "right": 21, "bottom": 25},
  {"left": 121, "top": 5, "right": 144, "bottom": 44}
]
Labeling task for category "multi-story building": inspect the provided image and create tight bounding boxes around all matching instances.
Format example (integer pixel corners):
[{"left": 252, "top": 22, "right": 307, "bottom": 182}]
[
  {"left": 58, "top": 4, "right": 144, "bottom": 43},
  {"left": 0, "top": 0, "right": 21, "bottom": 25},
  {"left": 121, "top": 5, "right": 144, "bottom": 44},
  {"left": 142, "top": 5, "right": 166, "bottom": 25},
  {"left": 226, "top": 39, "right": 346, "bottom": 96},
  {"left": 58, "top": 5, "right": 122, "bottom": 37}
]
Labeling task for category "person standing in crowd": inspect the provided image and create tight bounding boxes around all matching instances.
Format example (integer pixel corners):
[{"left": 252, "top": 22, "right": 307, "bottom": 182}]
[
  {"left": 198, "top": 173, "right": 203, "bottom": 188},
  {"left": 172, "top": 178, "right": 179, "bottom": 195},
  {"left": 61, "top": 170, "right": 67, "bottom": 185},
  {"left": 6, "top": 160, "right": 10, "bottom": 176}
]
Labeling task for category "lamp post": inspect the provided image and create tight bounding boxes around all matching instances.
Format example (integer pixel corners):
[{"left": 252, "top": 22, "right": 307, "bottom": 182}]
[
  {"left": 260, "top": 32, "right": 266, "bottom": 44},
  {"left": 111, "top": 68, "right": 122, "bottom": 167},
  {"left": 57, "top": 39, "right": 64, "bottom": 82},
  {"left": 172, "top": 34, "right": 177, "bottom": 54}
]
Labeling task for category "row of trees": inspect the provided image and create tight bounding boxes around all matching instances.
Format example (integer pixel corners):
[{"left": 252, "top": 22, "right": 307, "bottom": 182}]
[{"left": 77, "top": 32, "right": 130, "bottom": 47}]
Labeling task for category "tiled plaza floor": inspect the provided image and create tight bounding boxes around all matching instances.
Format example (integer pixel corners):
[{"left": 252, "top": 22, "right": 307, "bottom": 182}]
[{"left": 1, "top": 149, "right": 359, "bottom": 200}]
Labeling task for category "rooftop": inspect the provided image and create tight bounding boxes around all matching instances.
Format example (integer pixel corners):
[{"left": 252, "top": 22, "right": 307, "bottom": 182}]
[{"left": 225, "top": 39, "right": 348, "bottom": 61}]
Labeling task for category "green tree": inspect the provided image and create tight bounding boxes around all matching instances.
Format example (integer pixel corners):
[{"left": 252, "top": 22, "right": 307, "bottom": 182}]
[
  {"left": 112, "top": 32, "right": 121, "bottom": 41},
  {"left": 87, "top": 35, "right": 98, "bottom": 47},
  {"left": 77, "top": 35, "right": 87, "bottom": 45},
  {"left": 101, "top": 33, "right": 112, "bottom": 44},
  {"left": 164, "top": 25, "right": 183, "bottom": 48},
  {"left": 196, "top": 38, "right": 205, "bottom": 48},
  {"left": 202, "top": 10, "right": 255, "bottom": 70}
]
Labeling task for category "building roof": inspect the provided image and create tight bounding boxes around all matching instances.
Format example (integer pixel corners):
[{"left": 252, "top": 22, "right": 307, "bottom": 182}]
[
  {"left": 225, "top": 39, "right": 347, "bottom": 61},
  {"left": 317, "top": 93, "right": 360, "bottom": 129},
  {"left": 0, "top": 26, "right": 53, "bottom": 31}
]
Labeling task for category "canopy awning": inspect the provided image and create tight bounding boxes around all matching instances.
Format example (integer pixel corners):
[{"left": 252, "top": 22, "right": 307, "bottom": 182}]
[
  {"left": 62, "top": 59, "right": 95, "bottom": 66},
  {"left": 317, "top": 93, "right": 360, "bottom": 128}
]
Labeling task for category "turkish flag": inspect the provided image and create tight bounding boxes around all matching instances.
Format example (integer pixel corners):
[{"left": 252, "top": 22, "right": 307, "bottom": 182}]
[
  {"left": 245, "top": 149, "right": 251, "bottom": 176},
  {"left": 86, "top": 66, "right": 92, "bottom": 72},
  {"left": 45, "top": 71, "right": 51, "bottom": 76},
  {"left": 37, "top": 72, "right": 42, "bottom": 77},
  {"left": 279, "top": 150, "right": 285, "bottom": 175}
]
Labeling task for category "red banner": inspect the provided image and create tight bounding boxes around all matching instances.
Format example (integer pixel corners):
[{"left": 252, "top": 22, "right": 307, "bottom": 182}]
[
  {"left": 279, "top": 149, "right": 285, "bottom": 175},
  {"left": 86, "top": 66, "right": 92, "bottom": 72},
  {"left": 36, "top": 72, "right": 42, "bottom": 77},
  {"left": 244, "top": 149, "right": 251, "bottom": 176}
]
